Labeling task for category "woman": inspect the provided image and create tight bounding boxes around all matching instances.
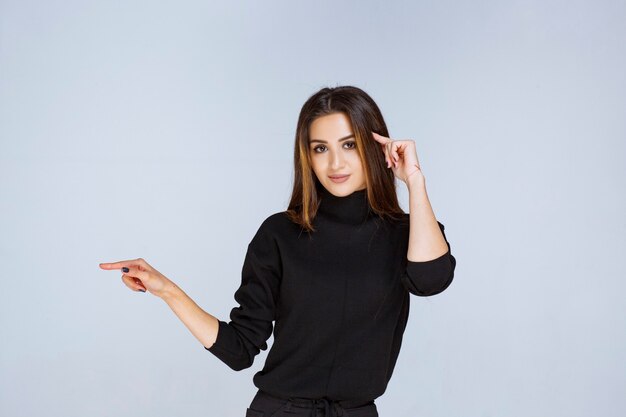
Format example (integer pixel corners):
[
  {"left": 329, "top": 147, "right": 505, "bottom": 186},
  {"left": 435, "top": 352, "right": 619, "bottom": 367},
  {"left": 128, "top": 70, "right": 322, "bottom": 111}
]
[{"left": 99, "top": 85, "right": 456, "bottom": 417}]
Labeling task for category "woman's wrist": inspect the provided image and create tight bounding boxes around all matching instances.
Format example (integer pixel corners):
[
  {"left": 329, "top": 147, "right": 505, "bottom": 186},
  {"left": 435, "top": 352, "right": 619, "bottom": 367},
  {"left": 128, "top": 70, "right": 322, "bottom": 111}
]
[
  {"left": 159, "top": 279, "right": 182, "bottom": 302},
  {"left": 405, "top": 168, "right": 426, "bottom": 190}
]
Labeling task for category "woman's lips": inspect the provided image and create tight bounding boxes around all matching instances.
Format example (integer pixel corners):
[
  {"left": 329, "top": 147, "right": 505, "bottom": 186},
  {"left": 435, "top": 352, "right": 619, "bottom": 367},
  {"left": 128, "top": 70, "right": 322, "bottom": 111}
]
[{"left": 329, "top": 174, "right": 350, "bottom": 183}]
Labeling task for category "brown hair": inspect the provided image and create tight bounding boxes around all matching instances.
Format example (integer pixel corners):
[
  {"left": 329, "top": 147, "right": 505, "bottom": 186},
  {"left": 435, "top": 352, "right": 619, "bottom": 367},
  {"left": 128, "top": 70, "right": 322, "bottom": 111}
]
[{"left": 285, "top": 85, "right": 406, "bottom": 232}]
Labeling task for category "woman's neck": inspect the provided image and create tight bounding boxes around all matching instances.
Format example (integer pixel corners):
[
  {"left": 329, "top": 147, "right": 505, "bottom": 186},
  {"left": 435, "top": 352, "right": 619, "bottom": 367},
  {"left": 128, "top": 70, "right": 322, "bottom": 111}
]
[{"left": 316, "top": 186, "right": 373, "bottom": 225}]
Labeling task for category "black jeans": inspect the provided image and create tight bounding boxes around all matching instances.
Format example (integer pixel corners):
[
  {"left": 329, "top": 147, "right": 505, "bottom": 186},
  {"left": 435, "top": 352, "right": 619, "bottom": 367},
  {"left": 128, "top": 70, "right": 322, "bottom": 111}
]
[{"left": 246, "top": 389, "right": 379, "bottom": 417}]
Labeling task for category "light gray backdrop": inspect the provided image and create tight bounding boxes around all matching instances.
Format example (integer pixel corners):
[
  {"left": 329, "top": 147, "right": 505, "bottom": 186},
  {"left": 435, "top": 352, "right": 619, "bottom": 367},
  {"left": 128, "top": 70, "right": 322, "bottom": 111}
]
[{"left": 1, "top": 1, "right": 624, "bottom": 416}]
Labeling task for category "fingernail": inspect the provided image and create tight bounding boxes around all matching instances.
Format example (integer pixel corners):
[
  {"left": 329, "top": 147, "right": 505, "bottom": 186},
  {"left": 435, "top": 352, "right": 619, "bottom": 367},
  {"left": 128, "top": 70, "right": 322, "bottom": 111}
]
[
  {"left": 122, "top": 267, "right": 129, "bottom": 273},
  {"left": 138, "top": 289, "right": 146, "bottom": 293}
]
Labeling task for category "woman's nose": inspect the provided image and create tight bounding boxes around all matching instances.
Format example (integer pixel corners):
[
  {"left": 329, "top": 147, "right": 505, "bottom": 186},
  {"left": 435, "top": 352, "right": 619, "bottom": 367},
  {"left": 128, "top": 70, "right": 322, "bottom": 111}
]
[{"left": 330, "top": 150, "right": 345, "bottom": 169}]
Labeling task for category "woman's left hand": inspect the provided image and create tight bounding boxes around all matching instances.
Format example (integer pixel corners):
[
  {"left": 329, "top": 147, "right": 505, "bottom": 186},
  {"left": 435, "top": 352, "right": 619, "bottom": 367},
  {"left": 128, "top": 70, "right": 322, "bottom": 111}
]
[{"left": 371, "top": 132, "right": 425, "bottom": 187}]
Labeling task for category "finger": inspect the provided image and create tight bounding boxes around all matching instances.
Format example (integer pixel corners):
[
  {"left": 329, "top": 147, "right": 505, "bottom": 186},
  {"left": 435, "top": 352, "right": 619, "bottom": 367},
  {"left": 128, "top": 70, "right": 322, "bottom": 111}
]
[
  {"left": 122, "top": 265, "right": 150, "bottom": 281},
  {"left": 382, "top": 146, "right": 391, "bottom": 168},
  {"left": 374, "top": 132, "right": 395, "bottom": 165},
  {"left": 121, "top": 274, "right": 146, "bottom": 292},
  {"left": 129, "top": 275, "right": 147, "bottom": 291},
  {"left": 375, "top": 137, "right": 391, "bottom": 167},
  {"left": 386, "top": 142, "right": 395, "bottom": 161},
  {"left": 371, "top": 132, "right": 390, "bottom": 144},
  {"left": 99, "top": 260, "right": 137, "bottom": 270},
  {"left": 391, "top": 142, "right": 400, "bottom": 164},
  {"left": 99, "top": 258, "right": 150, "bottom": 271}
]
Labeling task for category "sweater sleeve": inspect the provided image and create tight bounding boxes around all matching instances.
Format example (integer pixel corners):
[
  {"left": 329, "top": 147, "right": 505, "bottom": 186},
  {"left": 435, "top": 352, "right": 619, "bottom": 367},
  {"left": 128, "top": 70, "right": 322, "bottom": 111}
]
[
  {"left": 204, "top": 219, "right": 282, "bottom": 371},
  {"left": 400, "top": 221, "right": 456, "bottom": 297}
]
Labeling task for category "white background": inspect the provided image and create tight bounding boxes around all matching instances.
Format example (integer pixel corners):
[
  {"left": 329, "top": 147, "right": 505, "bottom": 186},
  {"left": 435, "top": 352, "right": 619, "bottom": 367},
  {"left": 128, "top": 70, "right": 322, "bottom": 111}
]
[{"left": 1, "top": 1, "right": 624, "bottom": 416}]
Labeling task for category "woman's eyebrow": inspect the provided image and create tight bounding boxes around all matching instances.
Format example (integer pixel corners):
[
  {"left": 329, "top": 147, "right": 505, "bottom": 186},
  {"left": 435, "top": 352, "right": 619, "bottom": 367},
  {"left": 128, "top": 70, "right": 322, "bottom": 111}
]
[{"left": 309, "top": 134, "right": 355, "bottom": 144}]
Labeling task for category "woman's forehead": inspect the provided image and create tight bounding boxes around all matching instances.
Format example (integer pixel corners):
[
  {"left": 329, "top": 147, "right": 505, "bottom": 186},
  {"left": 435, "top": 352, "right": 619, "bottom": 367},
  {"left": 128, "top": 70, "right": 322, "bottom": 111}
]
[{"left": 309, "top": 113, "right": 353, "bottom": 142}]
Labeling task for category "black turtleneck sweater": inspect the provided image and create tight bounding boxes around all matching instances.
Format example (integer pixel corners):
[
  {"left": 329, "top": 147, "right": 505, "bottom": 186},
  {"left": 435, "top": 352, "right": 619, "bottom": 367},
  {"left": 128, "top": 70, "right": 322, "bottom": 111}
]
[{"left": 205, "top": 186, "right": 456, "bottom": 402}]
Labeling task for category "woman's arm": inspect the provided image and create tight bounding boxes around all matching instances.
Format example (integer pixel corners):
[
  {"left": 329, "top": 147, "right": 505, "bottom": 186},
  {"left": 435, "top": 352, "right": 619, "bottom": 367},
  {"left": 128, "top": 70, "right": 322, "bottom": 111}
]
[
  {"left": 99, "top": 258, "right": 220, "bottom": 349},
  {"left": 400, "top": 178, "right": 456, "bottom": 296},
  {"left": 101, "top": 215, "right": 280, "bottom": 370},
  {"left": 370, "top": 132, "right": 455, "bottom": 296},
  {"left": 401, "top": 177, "right": 456, "bottom": 296},
  {"left": 160, "top": 282, "right": 220, "bottom": 349},
  {"left": 370, "top": 132, "right": 450, "bottom": 262},
  {"left": 406, "top": 178, "right": 449, "bottom": 262}
]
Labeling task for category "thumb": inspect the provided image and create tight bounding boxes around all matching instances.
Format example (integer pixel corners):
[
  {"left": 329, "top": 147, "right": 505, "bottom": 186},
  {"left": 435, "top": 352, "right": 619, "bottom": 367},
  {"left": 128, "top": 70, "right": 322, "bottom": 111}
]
[{"left": 121, "top": 265, "right": 150, "bottom": 282}]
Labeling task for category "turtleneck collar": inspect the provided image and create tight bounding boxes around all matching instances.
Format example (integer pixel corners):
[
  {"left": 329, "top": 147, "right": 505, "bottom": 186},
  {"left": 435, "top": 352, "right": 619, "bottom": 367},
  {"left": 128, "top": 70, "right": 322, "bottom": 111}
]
[{"left": 316, "top": 185, "right": 373, "bottom": 225}]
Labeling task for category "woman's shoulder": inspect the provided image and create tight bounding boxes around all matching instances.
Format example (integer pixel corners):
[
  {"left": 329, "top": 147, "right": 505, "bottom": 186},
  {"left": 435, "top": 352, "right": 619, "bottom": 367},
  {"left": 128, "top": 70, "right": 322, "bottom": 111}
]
[
  {"left": 260, "top": 210, "right": 292, "bottom": 226},
  {"left": 255, "top": 210, "right": 301, "bottom": 236}
]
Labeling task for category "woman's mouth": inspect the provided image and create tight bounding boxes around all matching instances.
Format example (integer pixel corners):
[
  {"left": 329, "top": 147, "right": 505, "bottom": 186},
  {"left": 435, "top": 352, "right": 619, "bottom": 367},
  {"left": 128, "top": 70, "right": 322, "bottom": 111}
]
[{"left": 329, "top": 174, "right": 350, "bottom": 183}]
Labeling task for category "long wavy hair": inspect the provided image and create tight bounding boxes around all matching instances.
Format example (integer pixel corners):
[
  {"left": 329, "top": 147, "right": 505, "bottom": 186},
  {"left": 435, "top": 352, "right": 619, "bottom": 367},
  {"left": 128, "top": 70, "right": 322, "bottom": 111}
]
[{"left": 286, "top": 85, "right": 406, "bottom": 232}]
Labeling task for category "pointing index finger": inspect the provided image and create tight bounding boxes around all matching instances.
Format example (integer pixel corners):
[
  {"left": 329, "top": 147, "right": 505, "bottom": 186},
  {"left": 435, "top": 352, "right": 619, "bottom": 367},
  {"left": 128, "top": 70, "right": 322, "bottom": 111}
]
[
  {"left": 371, "top": 132, "right": 392, "bottom": 144},
  {"left": 99, "top": 261, "right": 135, "bottom": 270}
]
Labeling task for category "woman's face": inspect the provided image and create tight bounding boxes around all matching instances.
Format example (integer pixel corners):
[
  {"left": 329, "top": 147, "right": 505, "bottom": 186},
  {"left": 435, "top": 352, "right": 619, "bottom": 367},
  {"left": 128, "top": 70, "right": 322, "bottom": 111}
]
[{"left": 308, "top": 112, "right": 367, "bottom": 197}]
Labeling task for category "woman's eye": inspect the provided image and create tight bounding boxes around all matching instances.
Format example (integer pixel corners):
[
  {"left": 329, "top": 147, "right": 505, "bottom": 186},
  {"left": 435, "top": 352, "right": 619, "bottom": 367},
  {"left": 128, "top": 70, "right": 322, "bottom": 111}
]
[{"left": 312, "top": 142, "right": 355, "bottom": 153}]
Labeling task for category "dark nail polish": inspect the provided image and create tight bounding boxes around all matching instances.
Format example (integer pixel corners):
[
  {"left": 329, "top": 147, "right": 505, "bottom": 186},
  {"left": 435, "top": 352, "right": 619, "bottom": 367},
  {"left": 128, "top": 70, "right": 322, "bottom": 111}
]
[
  {"left": 122, "top": 267, "right": 129, "bottom": 273},
  {"left": 138, "top": 289, "right": 146, "bottom": 292}
]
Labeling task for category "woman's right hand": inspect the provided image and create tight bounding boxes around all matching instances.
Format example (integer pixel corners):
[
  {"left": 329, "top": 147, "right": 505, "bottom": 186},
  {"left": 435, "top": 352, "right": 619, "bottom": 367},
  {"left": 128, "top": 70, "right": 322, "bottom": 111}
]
[{"left": 99, "top": 258, "right": 173, "bottom": 298}]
